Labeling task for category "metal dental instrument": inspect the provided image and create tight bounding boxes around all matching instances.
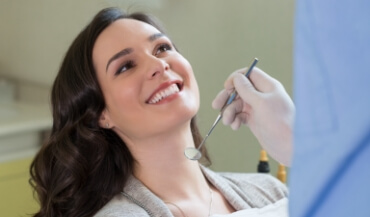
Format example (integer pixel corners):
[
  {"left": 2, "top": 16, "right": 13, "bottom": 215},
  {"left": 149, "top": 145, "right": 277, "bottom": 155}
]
[{"left": 184, "top": 58, "right": 259, "bottom": 160}]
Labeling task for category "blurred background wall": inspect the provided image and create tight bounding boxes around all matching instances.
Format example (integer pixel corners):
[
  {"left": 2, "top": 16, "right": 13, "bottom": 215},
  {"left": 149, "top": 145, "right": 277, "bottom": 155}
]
[{"left": 0, "top": 0, "right": 294, "bottom": 215}]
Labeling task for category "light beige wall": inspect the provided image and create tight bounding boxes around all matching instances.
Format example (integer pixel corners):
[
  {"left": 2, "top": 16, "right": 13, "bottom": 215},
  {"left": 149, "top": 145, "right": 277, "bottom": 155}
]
[{"left": 0, "top": 0, "right": 294, "bottom": 174}]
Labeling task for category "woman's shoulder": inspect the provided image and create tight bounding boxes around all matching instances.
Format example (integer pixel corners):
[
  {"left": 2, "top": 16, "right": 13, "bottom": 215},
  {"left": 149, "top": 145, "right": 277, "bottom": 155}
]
[
  {"left": 221, "top": 172, "right": 287, "bottom": 194},
  {"left": 219, "top": 171, "right": 288, "bottom": 204},
  {"left": 202, "top": 166, "right": 288, "bottom": 209},
  {"left": 93, "top": 193, "right": 149, "bottom": 217}
]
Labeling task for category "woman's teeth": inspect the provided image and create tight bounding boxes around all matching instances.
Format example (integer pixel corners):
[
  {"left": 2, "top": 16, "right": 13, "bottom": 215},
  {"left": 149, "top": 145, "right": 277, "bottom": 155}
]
[{"left": 148, "top": 84, "right": 180, "bottom": 104}]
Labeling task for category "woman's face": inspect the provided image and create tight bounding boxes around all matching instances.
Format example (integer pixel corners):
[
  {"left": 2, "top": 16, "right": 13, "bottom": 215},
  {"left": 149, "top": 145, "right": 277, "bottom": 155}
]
[{"left": 93, "top": 19, "right": 199, "bottom": 143}]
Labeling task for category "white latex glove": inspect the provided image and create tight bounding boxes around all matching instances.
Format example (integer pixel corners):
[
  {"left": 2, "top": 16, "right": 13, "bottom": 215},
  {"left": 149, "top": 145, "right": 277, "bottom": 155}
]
[{"left": 212, "top": 67, "right": 295, "bottom": 166}]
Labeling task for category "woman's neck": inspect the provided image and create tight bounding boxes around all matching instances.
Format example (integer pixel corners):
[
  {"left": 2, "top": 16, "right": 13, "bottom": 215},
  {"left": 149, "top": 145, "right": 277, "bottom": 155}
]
[{"left": 128, "top": 125, "right": 210, "bottom": 202}]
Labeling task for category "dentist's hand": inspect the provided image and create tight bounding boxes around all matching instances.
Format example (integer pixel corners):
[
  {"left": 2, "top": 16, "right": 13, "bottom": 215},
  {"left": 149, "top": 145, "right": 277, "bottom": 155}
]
[{"left": 212, "top": 67, "right": 295, "bottom": 166}]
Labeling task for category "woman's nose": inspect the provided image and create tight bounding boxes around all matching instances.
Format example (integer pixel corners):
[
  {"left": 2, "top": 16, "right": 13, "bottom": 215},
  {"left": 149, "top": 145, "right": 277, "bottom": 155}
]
[{"left": 147, "top": 57, "right": 169, "bottom": 79}]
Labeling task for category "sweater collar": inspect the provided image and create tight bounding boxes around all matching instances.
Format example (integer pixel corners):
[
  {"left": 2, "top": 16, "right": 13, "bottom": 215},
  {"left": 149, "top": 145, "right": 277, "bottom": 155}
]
[
  {"left": 122, "top": 165, "right": 248, "bottom": 216},
  {"left": 122, "top": 174, "right": 172, "bottom": 217}
]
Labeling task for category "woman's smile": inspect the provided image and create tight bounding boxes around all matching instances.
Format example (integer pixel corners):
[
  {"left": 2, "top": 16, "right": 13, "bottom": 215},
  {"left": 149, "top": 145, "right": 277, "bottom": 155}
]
[{"left": 146, "top": 80, "right": 183, "bottom": 104}]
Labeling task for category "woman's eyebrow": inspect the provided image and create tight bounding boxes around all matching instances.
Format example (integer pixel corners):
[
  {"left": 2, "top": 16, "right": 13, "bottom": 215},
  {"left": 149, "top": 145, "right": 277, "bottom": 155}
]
[
  {"left": 106, "top": 48, "right": 133, "bottom": 72},
  {"left": 148, "top": 33, "right": 165, "bottom": 42}
]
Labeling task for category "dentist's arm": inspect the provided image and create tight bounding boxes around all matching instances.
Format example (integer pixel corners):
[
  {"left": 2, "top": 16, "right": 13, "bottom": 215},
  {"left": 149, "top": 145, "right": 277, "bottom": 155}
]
[{"left": 212, "top": 67, "right": 295, "bottom": 166}]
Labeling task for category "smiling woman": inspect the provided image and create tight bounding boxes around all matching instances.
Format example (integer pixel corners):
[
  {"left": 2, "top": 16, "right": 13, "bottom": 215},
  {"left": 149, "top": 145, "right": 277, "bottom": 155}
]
[
  {"left": 29, "top": 7, "right": 289, "bottom": 217},
  {"left": 93, "top": 18, "right": 200, "bottom": 142}
]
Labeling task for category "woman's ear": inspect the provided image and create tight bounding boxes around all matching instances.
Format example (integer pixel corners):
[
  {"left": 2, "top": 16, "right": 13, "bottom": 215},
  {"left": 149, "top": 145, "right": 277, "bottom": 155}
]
[{"left": 99, "top": 109, "right": 112, "bottom": 129}]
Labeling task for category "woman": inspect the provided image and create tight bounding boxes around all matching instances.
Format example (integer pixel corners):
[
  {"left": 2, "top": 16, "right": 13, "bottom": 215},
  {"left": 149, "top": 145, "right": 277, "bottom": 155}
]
[{"left": 30, "top": 7, "right": 291, "bottom": 217}]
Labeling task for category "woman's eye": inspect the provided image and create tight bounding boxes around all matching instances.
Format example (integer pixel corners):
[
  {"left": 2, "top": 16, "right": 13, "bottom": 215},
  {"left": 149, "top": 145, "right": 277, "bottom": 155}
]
[
  {"left": 115, "top": 60, "right": 135, "bottom": 76},
  {"left": 155, "top": 43, "right": 172, "bottom": 56}
]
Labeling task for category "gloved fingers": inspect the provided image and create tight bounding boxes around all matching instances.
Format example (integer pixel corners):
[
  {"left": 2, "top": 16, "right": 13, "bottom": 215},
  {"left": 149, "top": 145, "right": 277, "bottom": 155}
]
[
  {"left": 213, "top": 67, "right": 260, "bottom": 111},
  {"left": 225, "top": 67, "right": 280, "bottom": 94},
  {"left": 232, "top": 73, "right": 261, "bottom": 104},
  {"left": 222, "top": 99, "right": 244, "bottom": 125},
  {"left": 212, "top": 88, "right": 233, "bottom": 110},
  {"left": 213, "top": 67, "right": 281, "bottom": 120},
  {"left": 248, "top": 67, "right": 281, "bottom": 93},
  {"left": 230, "top": 117, "right": 242, "bottom": 130},
  {"left": 226, "top": 108, "right": 249, "bottom": 130},
  {"left": 233, "top": 112, "right": 250, "bottom": 130},
  {"left": 223, "top": 68, "right": 247, "bottom": 90}
]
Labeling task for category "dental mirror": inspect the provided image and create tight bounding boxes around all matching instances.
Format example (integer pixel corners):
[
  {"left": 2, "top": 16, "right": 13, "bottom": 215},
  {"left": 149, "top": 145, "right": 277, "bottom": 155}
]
[{"left": 184, "top": 58, "right": 259, "bottom": 160}]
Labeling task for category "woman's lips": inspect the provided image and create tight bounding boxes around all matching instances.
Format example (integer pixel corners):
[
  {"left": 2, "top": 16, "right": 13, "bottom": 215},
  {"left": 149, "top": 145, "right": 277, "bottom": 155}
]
[{"left": 146, "top": 81, "right": 183, "bottom": 104}]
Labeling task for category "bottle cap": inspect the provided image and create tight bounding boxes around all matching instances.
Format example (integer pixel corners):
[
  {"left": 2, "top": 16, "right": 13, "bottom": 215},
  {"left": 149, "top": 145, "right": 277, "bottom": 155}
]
[
  {"left": 260, "top": 150, "right": 268, "bottom": 162},
  {"left": 277, "top": 164, "right": 287, "bottom": 183}
]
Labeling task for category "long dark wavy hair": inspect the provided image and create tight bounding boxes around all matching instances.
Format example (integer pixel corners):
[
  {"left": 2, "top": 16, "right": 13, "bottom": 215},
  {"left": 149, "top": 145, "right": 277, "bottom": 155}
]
[{"left": 29, "top": 7, "right": 210, "bottom": 217}]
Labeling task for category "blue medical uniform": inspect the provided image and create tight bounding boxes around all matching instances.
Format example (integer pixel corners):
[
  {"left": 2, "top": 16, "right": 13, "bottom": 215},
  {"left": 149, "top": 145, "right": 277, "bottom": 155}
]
[{"left": 290, "top": 0, "right": 370, "bottom": 216}]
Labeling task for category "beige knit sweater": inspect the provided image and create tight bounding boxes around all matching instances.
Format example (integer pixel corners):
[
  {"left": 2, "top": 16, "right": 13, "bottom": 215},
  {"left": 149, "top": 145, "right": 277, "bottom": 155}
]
[{"left": 94, "top": 166, "right": 288, "bottom": 217}]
